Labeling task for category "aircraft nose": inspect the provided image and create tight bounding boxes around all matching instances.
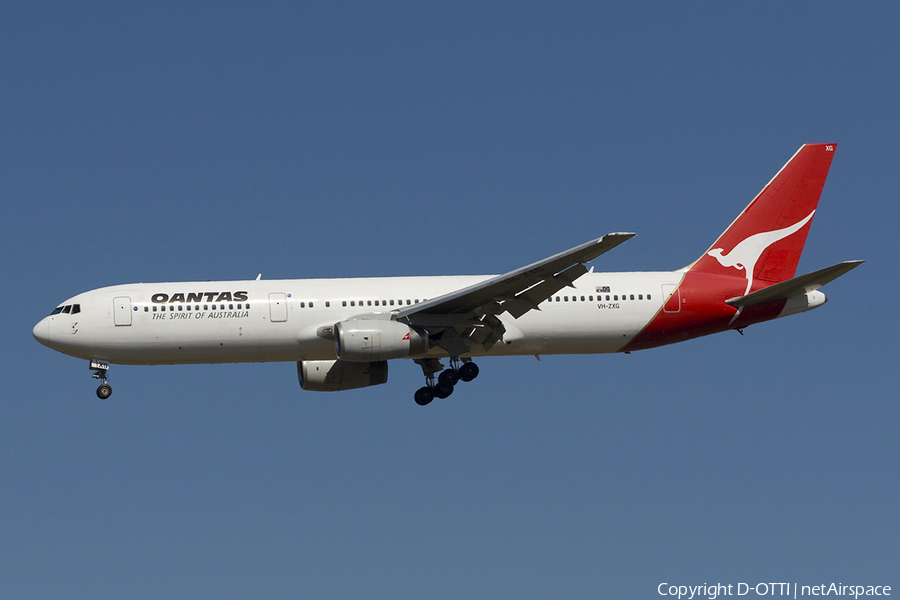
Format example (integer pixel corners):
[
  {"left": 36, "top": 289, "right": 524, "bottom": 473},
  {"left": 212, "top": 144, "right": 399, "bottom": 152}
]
[{"left": 33, "top": 318, "right": 51, "bottom": 347}]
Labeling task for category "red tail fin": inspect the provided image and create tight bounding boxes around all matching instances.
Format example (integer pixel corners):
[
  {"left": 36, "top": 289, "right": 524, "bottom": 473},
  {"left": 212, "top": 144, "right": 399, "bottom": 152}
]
[{"left": 689, "top": 144, "right": 837, "bottom": 291}]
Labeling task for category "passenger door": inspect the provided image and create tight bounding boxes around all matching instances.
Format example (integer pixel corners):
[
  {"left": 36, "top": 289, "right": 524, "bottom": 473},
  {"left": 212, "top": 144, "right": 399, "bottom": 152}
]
[
  {"left": 661, "top": 284, "right": 681, "bottom": 313},
  {"left": 268, "top": 293, "right": 288, "bottom": 322},
  {"left": 113, "top": 296, "right": 132, "bottom": 326}
]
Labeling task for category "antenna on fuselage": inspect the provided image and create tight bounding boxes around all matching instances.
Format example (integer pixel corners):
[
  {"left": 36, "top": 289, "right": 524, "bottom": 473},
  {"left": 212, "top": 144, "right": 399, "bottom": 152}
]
[{"left": 255, "top": 273, "right": 262, "bottom": 280}]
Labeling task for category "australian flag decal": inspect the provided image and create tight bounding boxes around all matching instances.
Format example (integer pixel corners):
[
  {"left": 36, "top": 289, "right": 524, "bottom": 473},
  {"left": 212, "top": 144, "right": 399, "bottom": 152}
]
[{"left": 596, "top": 286, "right": 610, "bottom": 293}]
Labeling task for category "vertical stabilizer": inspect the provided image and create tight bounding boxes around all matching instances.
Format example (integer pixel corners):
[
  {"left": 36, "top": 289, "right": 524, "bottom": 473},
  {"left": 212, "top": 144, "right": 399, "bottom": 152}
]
[{"left": 689, "top": 144, "right": 837, "bottom": 290}]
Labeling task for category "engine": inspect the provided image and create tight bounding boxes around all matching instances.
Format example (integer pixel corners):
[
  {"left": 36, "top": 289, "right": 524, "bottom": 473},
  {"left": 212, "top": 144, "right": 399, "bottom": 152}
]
[
  {"left": 298, "top": 359, "right": 388, "bottom": 392},
  {"left": 333, "top": 319, "right": 428, "bottom": 362}
]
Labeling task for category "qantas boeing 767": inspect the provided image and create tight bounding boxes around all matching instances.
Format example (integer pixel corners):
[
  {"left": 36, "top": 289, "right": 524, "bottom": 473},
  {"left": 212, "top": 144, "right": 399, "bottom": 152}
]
[{"left": 34, "top": 144, "right": 862, "bottom": 405}]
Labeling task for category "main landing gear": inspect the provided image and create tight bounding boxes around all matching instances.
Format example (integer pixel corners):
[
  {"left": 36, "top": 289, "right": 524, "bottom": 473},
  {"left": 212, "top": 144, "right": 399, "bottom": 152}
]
[
  {"left": 91, "top": 359, "right": 112, "bottom": 399},
  {"left": 413, "top": 358, "right": 480, "bottom": 406}
]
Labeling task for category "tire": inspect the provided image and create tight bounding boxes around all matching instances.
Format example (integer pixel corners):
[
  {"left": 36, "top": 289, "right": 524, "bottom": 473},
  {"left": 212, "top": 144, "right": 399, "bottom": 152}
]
[
  {"left": 438, "top": 369, "right": 459, "bottom": 387},
  {"left": 434, "top": 383, "right": 454, "bottom": 399},
  {"left": 414, "top": 387, "right": 434, "bottom": 406},
  {"left": 459, "top": 362, "right": 479, "bottom": 382},
  {"left": 96, "top": 384, "right": 112, "bottom": 400}
]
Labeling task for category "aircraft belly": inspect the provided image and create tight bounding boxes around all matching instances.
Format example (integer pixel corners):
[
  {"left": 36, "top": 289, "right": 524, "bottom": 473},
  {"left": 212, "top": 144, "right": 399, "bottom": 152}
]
[{"left": 469, "top": 302, "right": 655, "bottom": 356}]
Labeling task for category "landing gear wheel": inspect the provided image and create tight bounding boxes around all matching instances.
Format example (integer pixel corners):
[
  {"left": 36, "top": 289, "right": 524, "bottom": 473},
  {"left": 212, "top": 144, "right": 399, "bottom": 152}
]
[
  {"left": 434, "top": 383, "right": 454, "bottom": 399},
  {"left": 414, "top": 386, "right": 435, "bottom": 406},
  {"left": 459, "top": 362, "right": 479, "bottom": 382},
  {"left": 438, "top": 369, "right": 459, "bottom": 388},
  {"left": 96, "top": 383, "right": 112, "bottom": 400}
]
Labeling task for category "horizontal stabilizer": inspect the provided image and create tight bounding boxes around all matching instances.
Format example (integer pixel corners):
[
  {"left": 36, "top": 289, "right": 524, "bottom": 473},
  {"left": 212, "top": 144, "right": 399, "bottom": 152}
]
[{"left": 725, "top": 260, "right": 864, "bottom": 308}]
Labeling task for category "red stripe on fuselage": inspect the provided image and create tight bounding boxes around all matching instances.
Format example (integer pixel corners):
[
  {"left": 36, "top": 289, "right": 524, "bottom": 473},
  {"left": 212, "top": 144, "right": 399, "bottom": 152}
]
[{"left": 623, "top": 271, "right": 787, "bottom": 352}]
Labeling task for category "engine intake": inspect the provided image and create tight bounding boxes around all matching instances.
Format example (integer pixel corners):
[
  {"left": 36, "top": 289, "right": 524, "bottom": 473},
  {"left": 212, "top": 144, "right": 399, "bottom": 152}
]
[
  {"left": 298, "top": 360, "right": 388, "bottom": 392},
  {"left": 334, "top": 319, "right": 428, "bottom": 361}
]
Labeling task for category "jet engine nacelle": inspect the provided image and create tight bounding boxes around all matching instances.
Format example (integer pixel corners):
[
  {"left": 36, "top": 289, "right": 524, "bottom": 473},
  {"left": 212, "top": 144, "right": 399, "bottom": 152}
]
[
  {"left": 298, "top": 359, "right": 388, "bottom": 392},
  {"left": 334, "top": 319, "right": 428, "bottom": 362}
]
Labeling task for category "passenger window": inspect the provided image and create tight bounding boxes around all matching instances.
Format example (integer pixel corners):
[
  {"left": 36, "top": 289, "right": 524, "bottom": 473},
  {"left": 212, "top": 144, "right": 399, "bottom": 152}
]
[
  {"left": 589, "top": 296, "right": 593, "bottom": 301},
  {"left": 580, "top": 296, "right": 585, "bottom": 301},
  {"left": 406, "top": 300, "right": 411, "bottom": 305},
  {"left": 153, "top": 306, "right": 158, "bottom": 312},
  {"left": 630, "top": 295, "right": 635, "bottom": 300},
  {"left": 309, "top": 302, "right": 314, "bottom": 308},
  {"left": 638, "top": 295, "right": 643, "bottom": 300},
  {"left": 325, "top": 302, "right": 330, "bottom": 308},
  {"left": 203, "top": 305, "right": 208, "bottom": 310},
  {"left": 367, "top": 301, "right": 372, "bottom": 306},
  {"left": 390, "top": 299, "right": 395, "bottom": 306},
  {"left": 614, "top": 295, "right": 618, "bottom": 301},
  {"left": 374, "top": 300, "right": 379, "bottom": 306},
  {"left": 229, "top": 304, "right": 234, "bottom": 310},
  {"left": 647, "top": 294, "right": 652, "bottom": 300},
  {"left": 211, "top": 305, "right": 216, "bottom": 310},
  {"left": 178, "top": 305, "right": 183, "bottom": 311},
  {"left": 186, "top": 305, "right": 191, "bottom": 311},
  {"left": 196, "top": 305, "right": 201, "bottom": 311},
  {"left": 555, "top": 296, "right": 560, "bottom": 302},
  {"left": 301, "top": 302, "right": 305, "bottom": 308},
  {"left": 144, "top": 307, "right": 149, "bottom": 312}
]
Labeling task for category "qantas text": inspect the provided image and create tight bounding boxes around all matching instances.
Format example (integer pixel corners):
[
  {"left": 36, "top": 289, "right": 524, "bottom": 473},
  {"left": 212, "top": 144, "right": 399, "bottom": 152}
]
[{"left": 151, "top": 291, "right": 249, "bottom": 304}]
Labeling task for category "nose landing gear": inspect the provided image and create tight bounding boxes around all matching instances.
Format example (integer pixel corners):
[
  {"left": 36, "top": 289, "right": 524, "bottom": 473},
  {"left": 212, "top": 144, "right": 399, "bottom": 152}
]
[{"left": 90, "top": 359, "right": 112, "bottom": 399}]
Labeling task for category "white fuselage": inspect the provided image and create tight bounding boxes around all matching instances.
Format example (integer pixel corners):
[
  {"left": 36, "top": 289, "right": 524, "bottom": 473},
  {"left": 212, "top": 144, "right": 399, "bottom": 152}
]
[{"left": 34, "top": 271, "right": 685, "bottom": 366}]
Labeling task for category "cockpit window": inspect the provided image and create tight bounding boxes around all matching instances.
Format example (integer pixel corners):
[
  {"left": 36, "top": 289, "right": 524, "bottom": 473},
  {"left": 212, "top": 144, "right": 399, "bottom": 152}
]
[{"left": 49, "top": 303, "right": 81, "bottom": 316}]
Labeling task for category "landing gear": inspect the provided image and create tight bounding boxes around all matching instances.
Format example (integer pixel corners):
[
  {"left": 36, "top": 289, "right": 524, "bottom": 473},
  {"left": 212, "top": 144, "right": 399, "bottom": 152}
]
[
  {"left": 458, "top": 361, "right": 479, "bottom": 382},
  {"left": 414, "top": 386, "right": 435, "bottom": 406},
  {"left": 434, "top": 383, "right": 454, "bottom": 399},
  {"left": 90, "top": 359, "right": 112, "bottom": 399},
  {"left": 412, "top": 358, "right": 477, "bottom": 405},
  {"left": 438, "top": 368, "right": 459, "bottom": 387}
]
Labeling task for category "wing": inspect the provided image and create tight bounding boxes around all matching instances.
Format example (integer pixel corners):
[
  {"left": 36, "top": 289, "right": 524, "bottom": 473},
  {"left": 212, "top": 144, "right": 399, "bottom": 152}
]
[{"left": 397, "top": 233, "right": 635, "bottom": 356}]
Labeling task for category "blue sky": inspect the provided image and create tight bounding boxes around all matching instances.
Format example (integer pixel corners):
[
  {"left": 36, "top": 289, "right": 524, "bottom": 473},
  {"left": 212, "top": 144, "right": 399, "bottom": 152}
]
[{"left": 2, "top": 3, "right": 896, "bottom": 598}]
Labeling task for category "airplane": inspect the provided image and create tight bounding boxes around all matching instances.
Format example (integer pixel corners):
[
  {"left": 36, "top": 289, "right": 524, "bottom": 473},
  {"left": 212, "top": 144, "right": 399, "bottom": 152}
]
[{"left": 33, "top": 143, "right": 862, "bottom": 405}]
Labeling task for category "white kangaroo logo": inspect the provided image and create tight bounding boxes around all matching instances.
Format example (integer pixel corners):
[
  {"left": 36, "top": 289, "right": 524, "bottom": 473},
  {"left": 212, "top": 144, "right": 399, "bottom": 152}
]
[{"left": 707, "top": 210, "right": 815, "bottom": 296}]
